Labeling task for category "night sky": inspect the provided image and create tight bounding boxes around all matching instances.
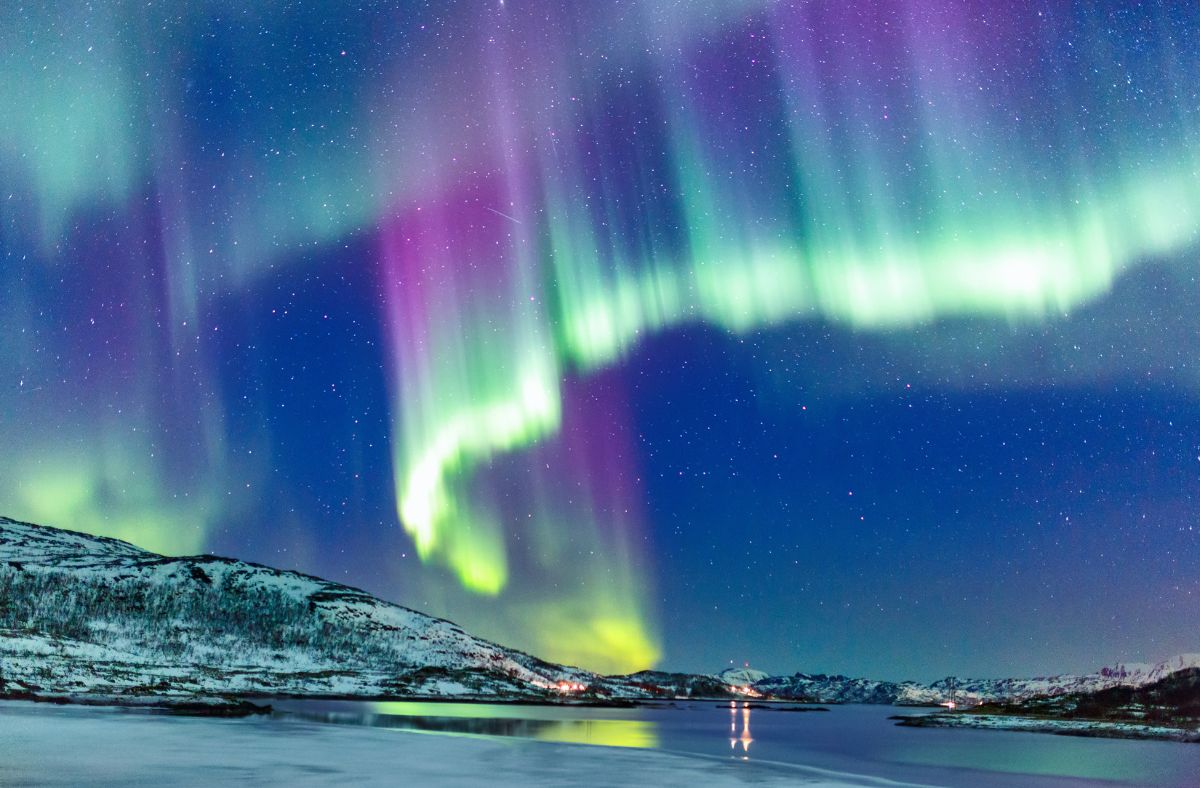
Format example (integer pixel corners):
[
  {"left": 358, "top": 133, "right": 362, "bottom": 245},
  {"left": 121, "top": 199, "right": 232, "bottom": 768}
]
[{"left": 2, "top": 0, "right": 1198, "bottom": 681}]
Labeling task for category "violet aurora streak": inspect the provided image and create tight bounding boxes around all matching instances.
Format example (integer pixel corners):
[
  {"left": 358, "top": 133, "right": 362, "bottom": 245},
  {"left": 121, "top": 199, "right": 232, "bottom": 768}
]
[{"left": 2, "top": 0, "right": 1199, "bottom": 673}]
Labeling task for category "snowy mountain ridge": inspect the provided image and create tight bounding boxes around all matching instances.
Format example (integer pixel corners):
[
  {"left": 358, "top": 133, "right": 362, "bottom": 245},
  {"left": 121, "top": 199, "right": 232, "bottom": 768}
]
[
  {"left": 2, "top": 516, "right": 1197, "bottom": 708},
  {"left": 923, "top": 653, "right": 1200, "bottom": 704},
  {"left": 716, "top": 666, "right": 771, "bottom": 686},
  {"left": 733, "top": 655, "right": 1200, "bottom": 706},
  {"left": 0, "top": 516, "right": 598, "bottom": 702}
]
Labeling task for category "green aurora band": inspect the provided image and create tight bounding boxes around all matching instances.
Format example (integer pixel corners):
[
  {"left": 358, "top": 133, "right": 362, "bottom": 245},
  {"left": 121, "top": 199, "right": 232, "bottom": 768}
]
[
  {"left": 380, "top": 2, "right": 1200, "bottom": 670},
  {"left": 2, "top": 0, "right": 1198, "bottom": 673}
]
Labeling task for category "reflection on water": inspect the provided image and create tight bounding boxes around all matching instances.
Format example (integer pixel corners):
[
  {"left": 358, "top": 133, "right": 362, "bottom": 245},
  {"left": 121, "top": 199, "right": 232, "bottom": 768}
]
[
  {"left": 275, "top": 700, "right": 787, "bottom": 759},
  {"left": 276, "top": 701, "right": 659, "bottom": 749},
  {"left": 533, "top": 719, "right": 658, "bottom": 749},
  {"left": 269, "top": 700, "right": 1200, "bottom": 786},
  {"left": 729, "top": 702, "right": 752, "bottom": 756}
]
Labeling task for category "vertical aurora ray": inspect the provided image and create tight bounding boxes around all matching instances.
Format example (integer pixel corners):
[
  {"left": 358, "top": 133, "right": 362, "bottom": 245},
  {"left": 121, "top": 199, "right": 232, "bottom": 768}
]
[
  {"left": 1, "top": 1, "right": 409, "bottom": 558},
  {"left": 497, "top": 406, "right": 662, "bottom": 674},
  {"left": 398, "top": 371, "right": 662, "bottom": 673},
  {"left": 375, "top": 6, "right": 668, "bottom": 667},
  {"left": 0, "top": 187, "right": 227, "bottom": 556},
  {"left": 380, "top": 173, "right": 561, "bottom": 594},
  {"left": 0, "top": 2, "right": 141, "bottom": 243},
  {"left": 381, "top": 2, "right": 1200, "bottom": 673}
]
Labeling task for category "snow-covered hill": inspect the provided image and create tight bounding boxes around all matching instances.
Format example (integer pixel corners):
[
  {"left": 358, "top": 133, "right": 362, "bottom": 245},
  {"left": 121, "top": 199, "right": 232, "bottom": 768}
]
[
  {"left": 0, "top": 517, "right": 598, "bottom": 703},
  {"left": 738, "top": 656, "right": 1200, "bottom": 706},
  {"left": 749, "top": 673, "right": 928, "bottom": 705},
  {"left": 716, "top": 666, "right": 770, "bottom": 687},
  {"left": 923, "top": 654, "right": 1200, "bottom": 705},
  {"left": 4, "top": 515, "right": 1197, "bottom": 709}
]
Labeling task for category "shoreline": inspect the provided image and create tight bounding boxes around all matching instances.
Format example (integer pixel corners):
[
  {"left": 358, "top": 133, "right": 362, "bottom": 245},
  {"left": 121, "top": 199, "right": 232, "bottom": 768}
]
[
  {"left": 0, "top": 688, "right": 830, "bottom": 717},
  {"left": 0, "top": 699, "right": 908, "bottom": 787},
  {"left": 892, "top": 711, "right": 1200, "bottom": 743},
  {"left": 0, "top": 690, "right": 273, "bottom": 717}
]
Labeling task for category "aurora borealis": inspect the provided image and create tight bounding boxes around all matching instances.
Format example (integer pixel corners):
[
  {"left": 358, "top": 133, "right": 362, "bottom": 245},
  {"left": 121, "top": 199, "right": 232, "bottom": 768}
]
[{"left": 3, "top": 0, "right": 1199, "bottom": 678}]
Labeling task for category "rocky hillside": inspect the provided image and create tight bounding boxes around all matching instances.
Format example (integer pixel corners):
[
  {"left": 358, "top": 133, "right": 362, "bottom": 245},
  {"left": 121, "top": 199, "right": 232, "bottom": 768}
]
[
  {"left": 985, "top": 666, "right": 1200, "bottom": 726},
  {"left": 894, "top": 667, "right": 1200, "bottom": 743},
  {"left": 0, "top": 517, "right": 598, "bottom": 703}
]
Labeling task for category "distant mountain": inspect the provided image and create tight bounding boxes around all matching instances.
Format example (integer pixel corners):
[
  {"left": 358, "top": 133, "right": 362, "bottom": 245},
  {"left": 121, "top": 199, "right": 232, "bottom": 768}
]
[
  {"left": 0, "top": 517, "right": 599, "bottom": 703},
  {"left": 737, "top": 656, "right": 1200, "bottom": 706},
  {"left": 716, "top": 666, "right": 771, "bottom": 686},
  {"left": 923, "top": 655, "right": 1200, "bottom": 706},
  {"left": 894, "top": 667, "right": 1200, "bottom": 742},
  {"left": 749, "top": 673, "right": 933, "bottom": 705},
  {"left": 990, "top": 666, "right": 1200, "bottom": 725},
  {"left": 616, "top": 670, "right": 740, "bottom": 699}
]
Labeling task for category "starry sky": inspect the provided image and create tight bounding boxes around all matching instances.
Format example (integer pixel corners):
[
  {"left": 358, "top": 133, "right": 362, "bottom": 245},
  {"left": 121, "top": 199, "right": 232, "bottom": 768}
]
[{"left": 2, "top": 0, "right": 1199, "bottom": 681}]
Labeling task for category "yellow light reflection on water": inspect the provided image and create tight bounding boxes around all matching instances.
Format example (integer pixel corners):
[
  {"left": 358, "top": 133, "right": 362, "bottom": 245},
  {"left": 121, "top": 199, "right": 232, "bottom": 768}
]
[
  {"left": 370, "top": 702, "right": 542, "bottom": 720},
  {"left": 532, "top": 719, "right": 658, "bottom": 750},
  {"left": 368, "top": 702, "right": 659, "bottom": 750},
  {"left": 729, "top": 702, "right": 753, "bottom": 755}
]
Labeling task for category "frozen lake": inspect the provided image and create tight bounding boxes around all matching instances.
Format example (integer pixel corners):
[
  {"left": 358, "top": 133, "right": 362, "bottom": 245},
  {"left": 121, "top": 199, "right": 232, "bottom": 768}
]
[{"left": 4, "top": 698, "right": 1199, "bottom": 786}]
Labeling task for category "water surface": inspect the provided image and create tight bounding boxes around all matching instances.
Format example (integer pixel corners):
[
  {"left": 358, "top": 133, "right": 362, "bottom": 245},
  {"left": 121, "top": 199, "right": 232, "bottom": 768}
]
[{"left": 271, "top": 699, "right": 1200, "bottom": 786}]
